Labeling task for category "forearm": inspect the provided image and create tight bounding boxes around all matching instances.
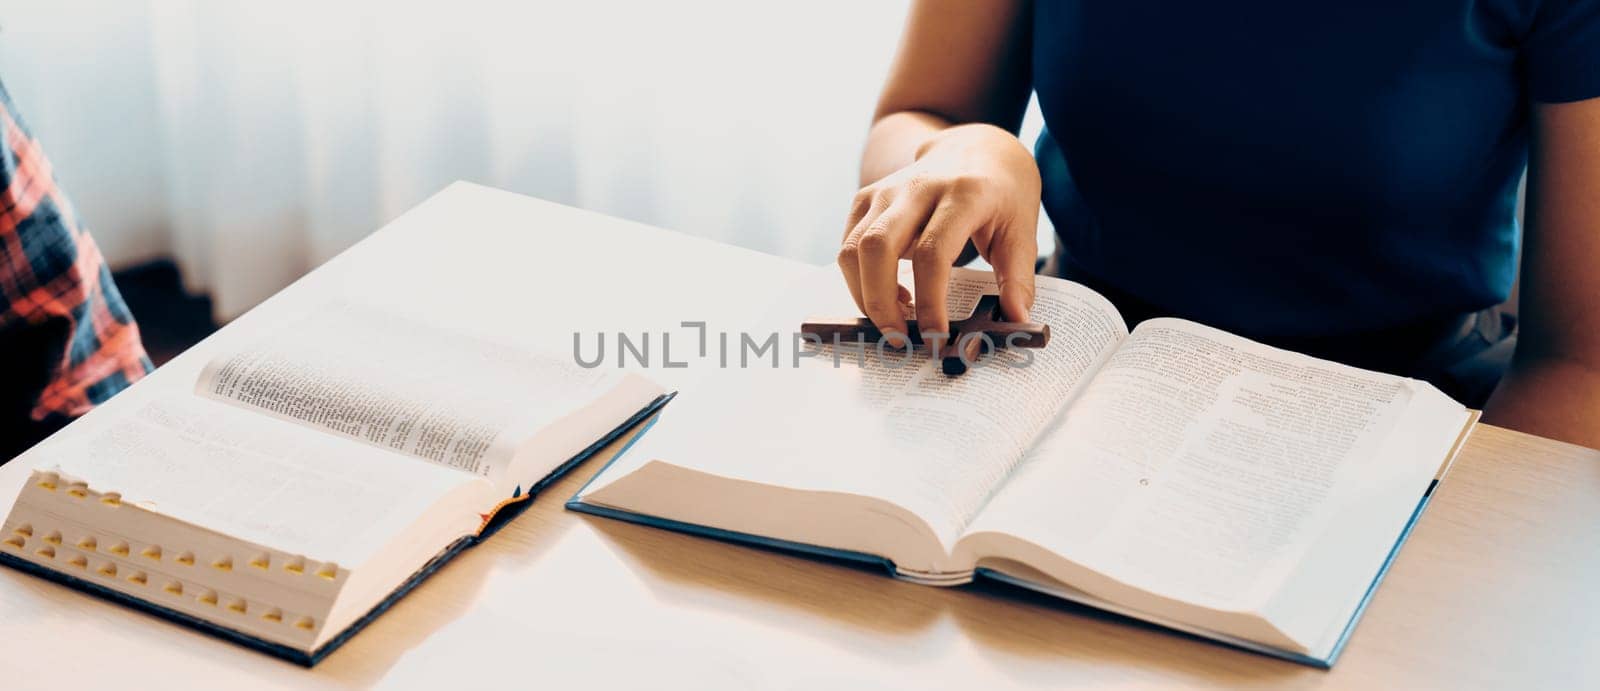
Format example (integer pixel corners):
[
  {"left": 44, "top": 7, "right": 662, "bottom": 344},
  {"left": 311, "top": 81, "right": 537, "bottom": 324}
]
[
  {"left": 1487, "top": 99, "right": 1600, "bottom": 450},
  {"left": 860, "top": 0, "right": 1032, "bottom": 187},
  {"left": 1483, "top": 356, "right": 1600, "bottom": 449},
  {"left": 860, "top": 110, "right": 955, "bottom": 186}
]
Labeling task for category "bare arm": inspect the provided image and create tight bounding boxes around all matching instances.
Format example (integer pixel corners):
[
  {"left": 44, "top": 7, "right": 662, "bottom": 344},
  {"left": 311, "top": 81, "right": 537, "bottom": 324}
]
[
  {"left": 860, "top": 0, "right": 1034, "bottom": 185},
  {"left": 1482, "top": 98, "right": 1600, "bottom": 448},
  {"left": 839, "top": 0, "right": 1039, "bottom": 346}
]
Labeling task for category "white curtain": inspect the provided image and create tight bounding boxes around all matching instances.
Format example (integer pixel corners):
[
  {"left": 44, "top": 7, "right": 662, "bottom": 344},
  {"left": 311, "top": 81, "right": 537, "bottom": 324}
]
[
  {"left": 151, "top": 0, "right": 925, "bottom": 318},
  {"left": 2, "top": 1, "right": 1049, "bottom": 320},
  {"left": 0, "top": 1, "right": 912, "bottom": 318}
]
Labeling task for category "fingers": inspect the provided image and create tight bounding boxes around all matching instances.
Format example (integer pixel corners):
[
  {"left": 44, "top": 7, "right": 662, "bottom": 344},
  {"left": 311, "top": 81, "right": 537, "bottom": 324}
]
[
  {"left": 855, "top": 196, "right": 933, "bottom": 344},
  {"left": 912, "top": 200, "right": 984, "bottom": 342},
  {"left": 837, "top": 189, "right": 886, "bottom": 315},
  {"left": 987, "top": 227, "right": 1038, "bottom": 323},
  {"left": 839, "top": 177, "right": 1028, "bottom": 357},
  {"left": 843, "top": 188, "right": 874, "bottom": 243}
]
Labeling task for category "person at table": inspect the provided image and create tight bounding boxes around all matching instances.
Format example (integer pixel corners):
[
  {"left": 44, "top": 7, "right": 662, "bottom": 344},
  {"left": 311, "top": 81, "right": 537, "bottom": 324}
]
[
  {"left": 837, "top": 0, "right": 1600, "bottom": 448},
  {"left": 0, "top": 79, "right": 152, "bottom": 461}
]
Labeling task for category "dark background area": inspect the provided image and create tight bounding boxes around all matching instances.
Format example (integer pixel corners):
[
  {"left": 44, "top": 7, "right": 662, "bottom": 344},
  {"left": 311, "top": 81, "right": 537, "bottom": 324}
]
[{"left": 113, "top": 260, "right": 217, "bottom": 366}]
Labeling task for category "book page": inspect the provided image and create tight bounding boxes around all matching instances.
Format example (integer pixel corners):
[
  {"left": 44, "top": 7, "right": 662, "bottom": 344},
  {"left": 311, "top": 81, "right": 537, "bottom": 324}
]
[
  {"left": 196, "top": 301, "right": 611, "bottom": 485},
  {"left": 30, "top": 396, "right": 484, "bottom": 568},
  {"left": 966, "top": 318, "right": 1449, "bottom": 612},
  {"left": 597, "top": 267, "right": 1127, "bottom": 552}
]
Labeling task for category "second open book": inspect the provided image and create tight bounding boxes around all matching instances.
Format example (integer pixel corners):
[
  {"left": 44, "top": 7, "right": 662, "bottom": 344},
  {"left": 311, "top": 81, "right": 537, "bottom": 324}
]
[
  {"left": 1, "top": 300, "right": 666, "bottom": 665},
  {"left": 569, "top": 265, "right": 1477, "bottom": 667}
]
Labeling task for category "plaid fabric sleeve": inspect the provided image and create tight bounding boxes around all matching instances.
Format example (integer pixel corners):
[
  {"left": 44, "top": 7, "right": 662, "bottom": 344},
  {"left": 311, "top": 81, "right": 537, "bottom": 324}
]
[{"left": 0, "top": 81, "right": 152, "bottom": 425}]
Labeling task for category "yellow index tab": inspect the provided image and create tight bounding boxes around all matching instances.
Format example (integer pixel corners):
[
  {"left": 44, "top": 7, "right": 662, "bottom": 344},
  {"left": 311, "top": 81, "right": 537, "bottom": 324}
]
[
  {"left": 12, "top": 524, "right": 31, "bottom": 537},
  {"left": 211, "top": 556, "right": 233, "bottom": 572},
  {"left": 77, "top": 536, "right": 97, "bottom": 552},
  {"left": 42, "top": 531, "right": 61, "bottom": 546},
  {"left": 175, "top": 552, "right": 195, "bottom": 566},
  {"left": 127, "top": 572, "right": 148, "bottom": 586},
  {"left": 141, "top": 545, "right": 163, "bottom": 561},
  {"left": 3, "top": 536, "right": 24, "bottom": 549},
  {"left": 108, "top": 542, "right": 130, "bottom": 557}
]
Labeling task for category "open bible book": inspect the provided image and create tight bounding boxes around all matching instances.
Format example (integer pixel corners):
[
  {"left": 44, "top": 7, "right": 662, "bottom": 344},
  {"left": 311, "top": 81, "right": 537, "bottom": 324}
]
[
  {"left": 569, "top": 265, "right": 1477, "bottom": 667},
  {"left": 1, "top": 301, "right": 667, "bottom": 665}
]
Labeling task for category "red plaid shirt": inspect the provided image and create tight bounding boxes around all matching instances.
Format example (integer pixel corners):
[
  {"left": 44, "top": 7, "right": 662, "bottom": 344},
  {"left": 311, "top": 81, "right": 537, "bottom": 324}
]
[{"left": 0, "top": 81, "right": 150, "bottom": 442}]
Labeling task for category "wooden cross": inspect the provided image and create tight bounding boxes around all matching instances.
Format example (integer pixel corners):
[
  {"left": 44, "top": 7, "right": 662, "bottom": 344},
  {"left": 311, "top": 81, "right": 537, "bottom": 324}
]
[{"left": 800, "top": 294, "right": 1051, "bottom": 376}]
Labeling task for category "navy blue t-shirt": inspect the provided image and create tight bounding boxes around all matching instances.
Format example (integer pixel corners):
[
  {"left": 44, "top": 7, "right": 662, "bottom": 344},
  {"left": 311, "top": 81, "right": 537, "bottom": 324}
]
[{"left": 1033, "top": 1, "right": 1600, "bottom": 344}]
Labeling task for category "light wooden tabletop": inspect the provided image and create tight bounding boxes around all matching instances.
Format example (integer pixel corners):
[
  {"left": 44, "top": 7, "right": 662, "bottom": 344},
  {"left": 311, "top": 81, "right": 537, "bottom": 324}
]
[{"left": 2, "top": 183, "right": 1596, "bottom": 689}]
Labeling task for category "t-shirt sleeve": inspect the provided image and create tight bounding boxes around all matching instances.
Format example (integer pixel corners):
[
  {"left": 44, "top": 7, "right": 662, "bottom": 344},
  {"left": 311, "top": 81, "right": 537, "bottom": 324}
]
[{"left": 1525, "top": 0, "right": 1600, "bottom": 102}]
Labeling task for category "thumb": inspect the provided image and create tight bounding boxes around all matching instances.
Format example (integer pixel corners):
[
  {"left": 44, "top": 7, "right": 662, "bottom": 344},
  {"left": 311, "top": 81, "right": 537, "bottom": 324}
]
[{"left": 989, "top": 232, "right": 1037, "bottom": 323}]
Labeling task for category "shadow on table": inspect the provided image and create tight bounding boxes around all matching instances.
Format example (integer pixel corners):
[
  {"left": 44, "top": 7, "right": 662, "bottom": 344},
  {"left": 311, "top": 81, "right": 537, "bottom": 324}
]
[
  {"left": 581, "top": 515, "right": 940, "bottom": 635},
  {"left": 313, "top": 496, "right": 583, "bottom": 683},
  {"left": 582, "top": 514, "right": 1312, "bottom": 685},
  {"left": 309, "top": 543, "right": 495, "bottom": 684},
  {"left": 952, "top": 578, "right": 1313, "bottom": 685}
]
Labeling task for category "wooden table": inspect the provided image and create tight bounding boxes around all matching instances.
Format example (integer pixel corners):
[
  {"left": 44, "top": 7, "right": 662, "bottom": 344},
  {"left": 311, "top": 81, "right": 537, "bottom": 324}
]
[{"left": 2, "top": 183, "right": 1596, "bottom": 689}]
